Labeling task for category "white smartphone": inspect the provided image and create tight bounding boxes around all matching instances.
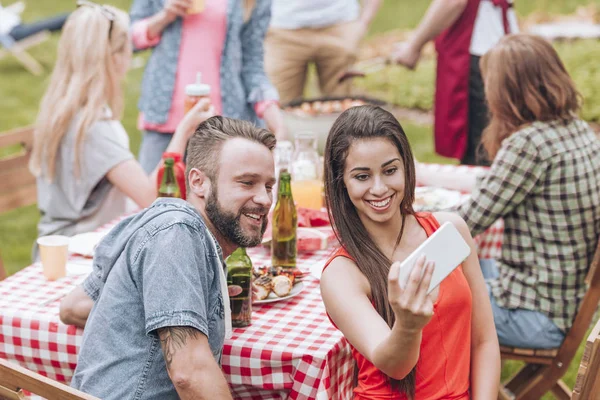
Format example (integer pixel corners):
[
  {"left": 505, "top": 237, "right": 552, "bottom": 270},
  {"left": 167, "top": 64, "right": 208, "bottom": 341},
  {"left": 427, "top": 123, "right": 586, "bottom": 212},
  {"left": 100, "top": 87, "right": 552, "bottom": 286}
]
[{"left": 398, "top": 222, "right": 471, "bottom": 294}]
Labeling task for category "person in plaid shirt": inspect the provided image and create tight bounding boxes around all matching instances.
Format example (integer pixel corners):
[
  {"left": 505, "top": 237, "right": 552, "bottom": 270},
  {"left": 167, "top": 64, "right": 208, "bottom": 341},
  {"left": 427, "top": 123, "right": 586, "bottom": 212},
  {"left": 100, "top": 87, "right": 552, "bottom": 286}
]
[{"left": 458, "top": 33, "right": 600, "bottom": 349}]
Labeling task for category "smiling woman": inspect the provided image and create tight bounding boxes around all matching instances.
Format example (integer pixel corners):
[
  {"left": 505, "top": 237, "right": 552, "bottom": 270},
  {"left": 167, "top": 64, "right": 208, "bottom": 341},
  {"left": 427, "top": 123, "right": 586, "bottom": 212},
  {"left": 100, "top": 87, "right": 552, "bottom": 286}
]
[{"left": 320, "top": 105, "right": 500, "bottom": 399}]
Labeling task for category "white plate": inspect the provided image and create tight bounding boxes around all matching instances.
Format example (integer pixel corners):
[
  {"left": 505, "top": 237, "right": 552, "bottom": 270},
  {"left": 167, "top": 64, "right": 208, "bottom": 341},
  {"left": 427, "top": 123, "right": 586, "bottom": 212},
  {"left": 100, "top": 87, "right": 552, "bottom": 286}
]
[
  {"left": 68, "top": 231, "right": 107, "bottom": 257},
  {"left": 253, "top": 281, "right": 305, "bottom": 304},
  {"left": 414, "top": 187, "right": 464, "bottom": 212}
]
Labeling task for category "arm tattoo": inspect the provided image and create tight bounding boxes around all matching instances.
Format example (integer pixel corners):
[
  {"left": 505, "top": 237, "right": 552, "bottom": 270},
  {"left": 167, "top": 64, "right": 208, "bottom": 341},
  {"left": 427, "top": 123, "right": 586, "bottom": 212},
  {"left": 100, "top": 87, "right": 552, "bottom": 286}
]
[{"left": 158, "top": 326, "right": 200, "bottom": 370}]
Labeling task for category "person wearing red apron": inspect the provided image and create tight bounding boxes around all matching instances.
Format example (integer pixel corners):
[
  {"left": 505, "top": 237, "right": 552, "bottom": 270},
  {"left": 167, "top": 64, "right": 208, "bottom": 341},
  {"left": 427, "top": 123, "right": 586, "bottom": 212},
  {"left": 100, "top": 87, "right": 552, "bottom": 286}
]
[{"left": 393, "top": 0, "right": 516, "bottom": 165}]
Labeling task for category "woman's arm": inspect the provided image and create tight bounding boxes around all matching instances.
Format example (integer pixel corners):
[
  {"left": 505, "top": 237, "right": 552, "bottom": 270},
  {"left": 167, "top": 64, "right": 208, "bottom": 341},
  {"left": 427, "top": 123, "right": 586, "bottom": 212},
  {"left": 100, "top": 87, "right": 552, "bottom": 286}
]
[
  {"left": 130, "top": 0, "right": 191, "bottom": 49},
  {"left": 321, "top": 255, "right": 436, "bottom": 379},
  {"left": 457, "top": 134, "right": 545, "bottom": 236},
  {"left": 435, "top": 212, "right": 500, "bottom": 398},
  {"left": 106, "top": 100, "right": 214, "bottom": 208}
]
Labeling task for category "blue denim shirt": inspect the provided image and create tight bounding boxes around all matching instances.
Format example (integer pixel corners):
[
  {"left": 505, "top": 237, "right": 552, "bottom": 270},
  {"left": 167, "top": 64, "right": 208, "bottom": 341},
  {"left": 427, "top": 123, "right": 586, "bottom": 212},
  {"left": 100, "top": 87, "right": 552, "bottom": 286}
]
[
  {"left": 130, "top": 0, "right": 279, "bottom": 126},
  {"left": 71, "top": 198, "right": 226, "bottom": 400}
]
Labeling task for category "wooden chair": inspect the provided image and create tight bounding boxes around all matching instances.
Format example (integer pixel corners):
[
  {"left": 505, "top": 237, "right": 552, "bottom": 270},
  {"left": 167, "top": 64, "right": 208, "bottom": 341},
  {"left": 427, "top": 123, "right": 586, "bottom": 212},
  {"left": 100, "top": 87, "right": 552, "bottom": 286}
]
[
  {"left": 0, "top": 2, "right": 49, "bottom": 76},
  {"left": 572, "top": 317, "right": 600, "bottom": 399},
  {"left": 498, "top": 239, "right": 600, "bottom": 400},
  {"left": 0, "top": 126, "right": 36, "bottom": 281},
  {"left": 0, "top": 357, "right": 99, "bottom": 400}
]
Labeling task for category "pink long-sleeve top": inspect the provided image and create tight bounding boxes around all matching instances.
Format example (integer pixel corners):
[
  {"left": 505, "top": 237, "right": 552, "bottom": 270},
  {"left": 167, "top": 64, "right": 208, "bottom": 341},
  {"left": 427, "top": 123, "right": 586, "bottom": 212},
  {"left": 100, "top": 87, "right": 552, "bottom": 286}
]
[{"left": 132, "top": 1, "right": 227, "bottom": 133}]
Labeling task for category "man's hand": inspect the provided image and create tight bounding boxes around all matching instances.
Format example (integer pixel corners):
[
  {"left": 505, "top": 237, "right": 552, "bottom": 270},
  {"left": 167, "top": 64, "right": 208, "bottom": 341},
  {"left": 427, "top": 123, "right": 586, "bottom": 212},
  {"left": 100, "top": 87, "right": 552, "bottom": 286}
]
[{"left": 392, "top": 41, "right": 422, "bottom": 70}]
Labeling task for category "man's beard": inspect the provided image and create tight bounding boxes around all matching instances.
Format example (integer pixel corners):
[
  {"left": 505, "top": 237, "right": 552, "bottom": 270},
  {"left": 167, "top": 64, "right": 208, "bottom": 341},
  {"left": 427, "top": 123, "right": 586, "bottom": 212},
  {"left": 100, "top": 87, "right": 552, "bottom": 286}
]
[{"left": 205, "top": 188, "right": 268, "bottom": 248}]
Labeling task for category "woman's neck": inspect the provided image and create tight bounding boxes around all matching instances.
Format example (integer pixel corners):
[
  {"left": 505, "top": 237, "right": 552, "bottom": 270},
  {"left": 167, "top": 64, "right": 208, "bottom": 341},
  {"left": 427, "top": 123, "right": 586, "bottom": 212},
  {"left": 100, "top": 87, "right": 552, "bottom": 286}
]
[{"left": 360, "top": 210, "right": 416, "bottom": 259}]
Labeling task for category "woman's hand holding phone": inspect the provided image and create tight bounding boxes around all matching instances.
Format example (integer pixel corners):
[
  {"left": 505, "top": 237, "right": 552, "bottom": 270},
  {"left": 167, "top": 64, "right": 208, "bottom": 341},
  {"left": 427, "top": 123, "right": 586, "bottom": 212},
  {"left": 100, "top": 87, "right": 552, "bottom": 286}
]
[{"left": 388, "top": 255, "right": 439, "bottom": 332}]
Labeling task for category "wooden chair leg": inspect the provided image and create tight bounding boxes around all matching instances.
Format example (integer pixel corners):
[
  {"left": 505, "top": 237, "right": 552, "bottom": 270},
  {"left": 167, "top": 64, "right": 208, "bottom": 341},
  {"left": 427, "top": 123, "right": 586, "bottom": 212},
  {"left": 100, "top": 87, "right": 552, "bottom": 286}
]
[
  {"left": 505, "top": 363, "right": 544, "bottom": 394},
  {"left": 550, "top": 380, "right": 572, "bottom": 400},
  {"left": 10, "top": 48, "right": 44, "bottom": 75},
  {"left": 516, "top": 365, "right": 568, "bottom": 400},
  {"left": 498, "top": 385, "right": 515, "bottom": 400}
]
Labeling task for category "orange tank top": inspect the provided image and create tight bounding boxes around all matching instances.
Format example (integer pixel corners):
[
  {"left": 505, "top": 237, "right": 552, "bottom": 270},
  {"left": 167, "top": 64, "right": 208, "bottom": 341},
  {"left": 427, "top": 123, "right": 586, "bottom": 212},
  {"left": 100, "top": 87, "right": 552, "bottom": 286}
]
[{"left": 323, "top": 213, "right": 472, "bottom": 400}]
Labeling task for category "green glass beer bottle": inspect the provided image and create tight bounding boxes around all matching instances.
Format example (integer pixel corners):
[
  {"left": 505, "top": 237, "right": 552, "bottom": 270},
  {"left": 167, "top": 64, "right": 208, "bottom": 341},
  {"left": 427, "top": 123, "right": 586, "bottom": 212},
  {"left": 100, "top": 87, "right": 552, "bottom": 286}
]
[
  {"left": 158, "top": 158, "right": 181, "bottom": 198},
  {"left": 226, "top": 247, "right": 253, "bottom": 327},
  {"left": 271, "top": 169, "right": 297, "bottom": 270}
]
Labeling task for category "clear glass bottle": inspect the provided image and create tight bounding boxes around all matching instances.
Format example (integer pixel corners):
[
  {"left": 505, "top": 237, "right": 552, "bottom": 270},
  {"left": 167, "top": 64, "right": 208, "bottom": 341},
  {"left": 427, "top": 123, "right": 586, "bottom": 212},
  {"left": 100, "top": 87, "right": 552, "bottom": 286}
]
[{"left": 291, "top": 132, "right": 322, "bottom": 210}]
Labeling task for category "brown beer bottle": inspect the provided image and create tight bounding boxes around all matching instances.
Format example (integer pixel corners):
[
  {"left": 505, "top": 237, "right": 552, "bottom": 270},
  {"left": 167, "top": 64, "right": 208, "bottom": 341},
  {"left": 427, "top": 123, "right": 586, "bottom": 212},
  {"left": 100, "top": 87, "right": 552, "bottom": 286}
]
[
  {"left": 158, "top": 158, "right": 181, "bottom": 198},
  {"left": 271, "top": 169, "right": 297, "bottom": 270}
]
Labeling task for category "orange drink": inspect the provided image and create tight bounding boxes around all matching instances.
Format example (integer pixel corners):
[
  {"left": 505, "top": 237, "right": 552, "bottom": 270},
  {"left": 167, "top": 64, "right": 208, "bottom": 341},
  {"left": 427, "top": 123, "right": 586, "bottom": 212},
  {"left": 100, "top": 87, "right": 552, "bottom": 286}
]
[
  {"left": 187, "top": 0, "right": 205, "bottom": 14},
  {"left": 291, "top": 179, "right": 323, "bottom": 210}
]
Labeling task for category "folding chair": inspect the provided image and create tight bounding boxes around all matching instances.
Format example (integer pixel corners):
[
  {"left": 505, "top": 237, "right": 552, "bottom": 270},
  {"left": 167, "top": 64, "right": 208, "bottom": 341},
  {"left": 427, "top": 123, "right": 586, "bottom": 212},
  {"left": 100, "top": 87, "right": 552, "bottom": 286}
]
[
  {"left": 0, "top": 126, "right": 36, "bottom": 280},
  {"left": 498, "top": 239, "right": 600, "bottom": 400},
  {"left": 572, "top": 317, "right": 600, "bottom": 399},
  {"left": 0, "top": 2, "right": 50, "bottom": 76},
  {"left": 0, "top": 358, "right": 99, "bottom": 400},
  {"left": 0, "top": 30, "right": 49, "bottom": 76}
]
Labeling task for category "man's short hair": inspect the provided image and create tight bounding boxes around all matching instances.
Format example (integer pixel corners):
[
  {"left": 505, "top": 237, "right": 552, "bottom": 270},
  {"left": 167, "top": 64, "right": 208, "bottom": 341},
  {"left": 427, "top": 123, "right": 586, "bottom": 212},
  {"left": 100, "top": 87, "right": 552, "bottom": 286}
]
[{"left": 185, "top": 116, "right": 277, "bottom": 186}]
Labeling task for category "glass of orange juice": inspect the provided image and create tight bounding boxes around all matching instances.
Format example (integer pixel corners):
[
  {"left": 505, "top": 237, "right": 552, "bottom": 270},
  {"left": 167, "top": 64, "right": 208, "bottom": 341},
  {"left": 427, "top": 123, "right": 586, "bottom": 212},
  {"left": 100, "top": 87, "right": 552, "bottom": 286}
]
[{"left": 291, "top": 179, "right": 323, "bottom": 210}]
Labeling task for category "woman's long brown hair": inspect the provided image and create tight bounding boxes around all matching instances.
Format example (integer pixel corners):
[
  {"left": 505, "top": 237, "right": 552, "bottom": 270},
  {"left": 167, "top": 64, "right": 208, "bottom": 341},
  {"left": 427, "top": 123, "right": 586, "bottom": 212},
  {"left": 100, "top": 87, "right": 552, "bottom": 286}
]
[
  {"left": 323, "top": 105, "right": 417, "bottom": 397},
  {"left": 480, "top": 33, "right": 581, "bottom": 159}
]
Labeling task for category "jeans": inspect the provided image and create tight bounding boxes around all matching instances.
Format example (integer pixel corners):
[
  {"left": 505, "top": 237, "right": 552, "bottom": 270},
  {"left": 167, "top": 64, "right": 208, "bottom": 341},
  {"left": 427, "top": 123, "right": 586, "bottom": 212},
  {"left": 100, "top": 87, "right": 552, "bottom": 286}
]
[
  {"left": 480, "top": 259, "right": 565, "bottom": 349},
  {"left": 138, "top": 130, "right": 173, "bottom": 173},
  {"left": 8, "top": 14, "right": 69, "bottom": 42}
]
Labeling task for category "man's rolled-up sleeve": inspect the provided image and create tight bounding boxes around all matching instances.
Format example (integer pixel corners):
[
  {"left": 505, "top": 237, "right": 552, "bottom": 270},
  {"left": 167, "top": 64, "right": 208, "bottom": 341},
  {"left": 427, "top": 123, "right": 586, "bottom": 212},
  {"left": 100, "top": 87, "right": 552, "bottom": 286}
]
[{"left": 135, "top": 223, "right": 213, "bottom": 337}]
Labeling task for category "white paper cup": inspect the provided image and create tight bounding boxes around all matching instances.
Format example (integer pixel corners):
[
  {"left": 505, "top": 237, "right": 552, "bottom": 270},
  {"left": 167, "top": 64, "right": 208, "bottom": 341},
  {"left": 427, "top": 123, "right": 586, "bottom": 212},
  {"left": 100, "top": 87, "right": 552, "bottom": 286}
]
[{"left": 37, "top": 235, "right": 70, "bottom": 281}]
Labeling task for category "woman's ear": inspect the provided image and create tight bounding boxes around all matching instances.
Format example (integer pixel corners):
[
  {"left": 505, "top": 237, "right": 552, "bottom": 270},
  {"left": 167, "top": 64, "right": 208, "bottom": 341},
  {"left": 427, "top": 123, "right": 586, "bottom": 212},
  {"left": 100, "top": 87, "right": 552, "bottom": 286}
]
[{"left": 187, "top": 168, "right": 210, "bottom": 199}]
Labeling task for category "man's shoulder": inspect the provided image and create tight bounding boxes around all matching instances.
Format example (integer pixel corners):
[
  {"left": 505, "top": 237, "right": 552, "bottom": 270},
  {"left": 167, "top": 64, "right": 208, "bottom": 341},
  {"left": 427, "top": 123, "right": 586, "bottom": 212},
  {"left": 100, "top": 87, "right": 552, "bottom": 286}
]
[{"left": 141, "top": 199, "right": 207, "bottom": 237}]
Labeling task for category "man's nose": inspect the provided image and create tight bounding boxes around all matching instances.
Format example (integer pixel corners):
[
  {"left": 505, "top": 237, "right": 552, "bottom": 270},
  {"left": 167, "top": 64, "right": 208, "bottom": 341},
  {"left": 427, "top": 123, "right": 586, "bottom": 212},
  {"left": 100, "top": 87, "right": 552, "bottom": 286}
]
[{"left": 254, "top": 186, "right": 272, "bottom": 208}]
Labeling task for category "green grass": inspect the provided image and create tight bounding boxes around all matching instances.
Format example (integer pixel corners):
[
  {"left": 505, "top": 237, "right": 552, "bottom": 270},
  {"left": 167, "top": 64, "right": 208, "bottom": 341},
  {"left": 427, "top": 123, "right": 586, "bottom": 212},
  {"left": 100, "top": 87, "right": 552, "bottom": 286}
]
[{"left": 1, "top": 1, "right": 598, "bottom": 396}]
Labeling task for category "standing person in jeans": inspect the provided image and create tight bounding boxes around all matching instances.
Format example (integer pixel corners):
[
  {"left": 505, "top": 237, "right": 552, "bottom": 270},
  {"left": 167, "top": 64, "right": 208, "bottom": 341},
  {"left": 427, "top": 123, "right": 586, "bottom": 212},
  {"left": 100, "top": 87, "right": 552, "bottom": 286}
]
[
  {"left": 393, "top": 0, "right": 517, "bottom": 166},
  {"left": 265, "top": 0, "right": 382, "bottom": 104},
  {"left": 457, "top": 34, "right": 600, "bottom": 349},
  {"left": 70, "top": 116, "right": 277, "bottom": 399},
  {"left": 131, "top": 0, "right": 287, "bottom": 173}
]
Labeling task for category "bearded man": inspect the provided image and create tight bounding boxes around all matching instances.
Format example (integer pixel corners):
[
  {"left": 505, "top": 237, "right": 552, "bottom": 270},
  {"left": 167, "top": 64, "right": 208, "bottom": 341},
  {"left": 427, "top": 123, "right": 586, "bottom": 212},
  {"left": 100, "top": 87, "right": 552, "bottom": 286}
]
[{"left": 62, "top": 116, "right": 276, "bottom": 400}]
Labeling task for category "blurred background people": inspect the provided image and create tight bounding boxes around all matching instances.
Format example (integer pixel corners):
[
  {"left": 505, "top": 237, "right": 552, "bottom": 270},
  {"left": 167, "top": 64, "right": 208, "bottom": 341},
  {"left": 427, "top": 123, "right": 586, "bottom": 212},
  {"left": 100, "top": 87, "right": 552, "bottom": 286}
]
[
  {"left": 130, "top": 0, "right": 287, "bottom": 173},
  {"left": 265, "top": 0, "right": 382, "bottom": 104},
  {"left": 458, "top": 34, "right": 600, "bottom": 348},
  {"left": 29, "top": 2, "right": 213, "bottom": 258},
  {"left": 393, "top": 0, "right": 517, "bottom": 166}
]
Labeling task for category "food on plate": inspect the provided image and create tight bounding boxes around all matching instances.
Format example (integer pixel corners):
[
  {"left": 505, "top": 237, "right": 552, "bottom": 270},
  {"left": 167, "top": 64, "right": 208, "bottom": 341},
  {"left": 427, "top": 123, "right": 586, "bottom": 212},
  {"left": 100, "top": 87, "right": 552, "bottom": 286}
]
[
  {"left": 254, "top": 275, "right": 273, "bottom": 300},
  {"left": 271, "top": 275, "right": 293, "bottom": 297},
  {"left": 254, "top": 265, "right": 303, "bottom": 285}
]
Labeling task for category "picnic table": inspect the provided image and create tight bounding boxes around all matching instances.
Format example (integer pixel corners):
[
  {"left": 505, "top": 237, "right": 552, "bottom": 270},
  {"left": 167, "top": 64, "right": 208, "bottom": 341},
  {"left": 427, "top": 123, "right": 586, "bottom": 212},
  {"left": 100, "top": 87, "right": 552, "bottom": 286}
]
[{"left": 0, "top": 164, "right": 504, "bottom": 399}]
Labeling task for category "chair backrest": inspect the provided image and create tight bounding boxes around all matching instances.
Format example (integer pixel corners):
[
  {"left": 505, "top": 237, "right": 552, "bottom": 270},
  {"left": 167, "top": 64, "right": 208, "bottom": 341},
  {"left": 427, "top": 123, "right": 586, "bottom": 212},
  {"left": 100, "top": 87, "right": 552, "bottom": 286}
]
[
  {"left": 0, "top": 358, "right": 99, "bottom": 400},
  {"left": 0, "top": 126, "right": 36, "bottom": 214},
  {"left": 572, "top": 317, "right": 600, "bottom": 399},
  {"left": 553, "top": 239, "right": 600, "bottom": 370}
]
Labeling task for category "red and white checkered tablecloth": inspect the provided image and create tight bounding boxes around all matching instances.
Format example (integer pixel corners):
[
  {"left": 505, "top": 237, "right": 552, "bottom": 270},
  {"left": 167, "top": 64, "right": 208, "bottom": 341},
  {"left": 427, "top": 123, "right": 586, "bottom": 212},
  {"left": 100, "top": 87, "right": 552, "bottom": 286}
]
[{"left": 0, "top": 164, "right": 504, "bottom": 399}]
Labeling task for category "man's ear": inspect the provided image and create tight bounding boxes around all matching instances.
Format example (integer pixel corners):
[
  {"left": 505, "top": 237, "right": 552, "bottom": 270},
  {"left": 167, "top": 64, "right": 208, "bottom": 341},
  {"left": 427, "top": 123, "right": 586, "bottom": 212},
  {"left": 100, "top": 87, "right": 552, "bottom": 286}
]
[{"left": 188, "top": 168, "right": 210, "bottom": 199}]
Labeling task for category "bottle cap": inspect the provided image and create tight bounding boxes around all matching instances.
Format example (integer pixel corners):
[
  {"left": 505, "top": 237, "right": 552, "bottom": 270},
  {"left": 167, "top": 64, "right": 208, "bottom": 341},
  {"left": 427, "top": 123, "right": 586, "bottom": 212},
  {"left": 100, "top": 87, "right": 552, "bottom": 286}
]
[
  {"left": 185, "top": 72, "right": 211, "bottom": 97},
  {"left": 164, "top": 157, "right": 174, "bottom": 167}
]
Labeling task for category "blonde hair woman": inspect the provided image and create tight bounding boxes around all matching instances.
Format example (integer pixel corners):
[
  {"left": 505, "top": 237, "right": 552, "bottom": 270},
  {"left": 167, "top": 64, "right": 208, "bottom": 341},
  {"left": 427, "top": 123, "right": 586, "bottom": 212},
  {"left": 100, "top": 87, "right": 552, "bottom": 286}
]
[
  {"left": 457, "top": 34, "right": 600, "bottom": 349},
  {"left": 130, "top": 0, "right": 286, "bottom": 173},
  {"left": 31, "top": 1, "right": 213, "bottom": 254}
]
